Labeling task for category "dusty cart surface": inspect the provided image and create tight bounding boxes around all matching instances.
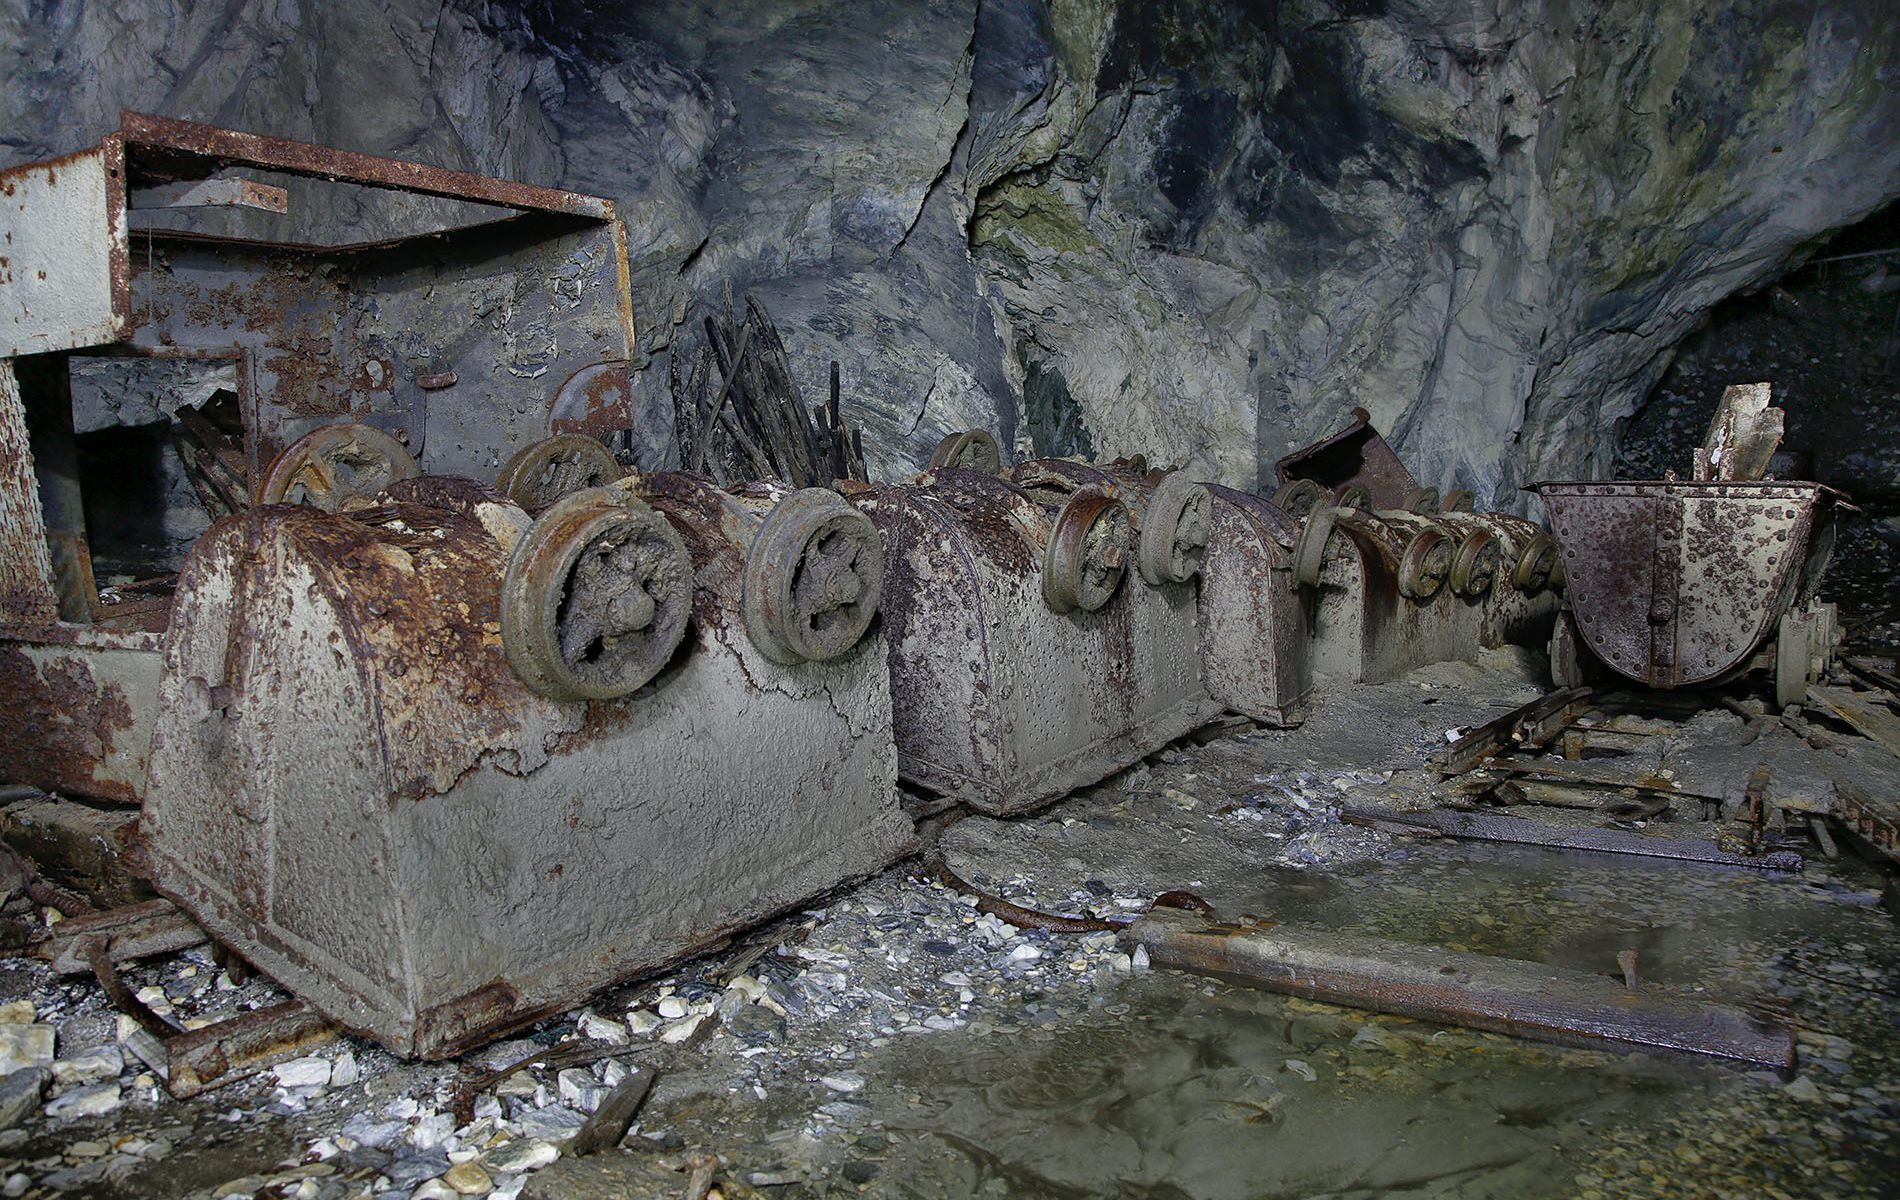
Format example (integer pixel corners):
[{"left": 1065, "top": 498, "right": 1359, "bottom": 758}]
[{"left": 1532, "top": 479, "right": 1842, "bottom": 700}]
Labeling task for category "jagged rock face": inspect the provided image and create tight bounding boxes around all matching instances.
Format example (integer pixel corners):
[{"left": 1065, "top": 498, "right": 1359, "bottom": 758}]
[{"left": 4, "top": 1, "right": 1896, "bottom": 502}]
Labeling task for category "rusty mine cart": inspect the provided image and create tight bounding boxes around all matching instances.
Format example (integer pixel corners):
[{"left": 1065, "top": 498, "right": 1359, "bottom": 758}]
[{"left": 1, "top": 115, "right": 912, "bottom": 1062}]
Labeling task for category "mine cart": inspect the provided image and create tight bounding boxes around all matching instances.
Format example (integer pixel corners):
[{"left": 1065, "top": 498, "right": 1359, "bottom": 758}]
[
  {"left": 1192, "top": 485, "right": 1313, "bottom": 725},
  {"left": 846, "top": 444, "right": 1222, "bottom": 816},
  {"left": 1285, "top": 502, "right": 1561, "bottom": 684},
  {"left": 1270, "top": 406, "right": 1469, "bottom": 515},
  {"left": 1, "top": 113, "right": 642, "bottom": 806},
  {"left": 142, "top": 473, "right": 911, "bottom": 1057},
  {"left": 1532, "top": 480, "right": 1841, "bottom": 707}
]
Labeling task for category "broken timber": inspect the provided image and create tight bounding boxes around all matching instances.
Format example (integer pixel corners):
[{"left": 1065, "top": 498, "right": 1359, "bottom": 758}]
[
  {"left": 1807, "top": 684, "right": 1900, "bottom": 760},
  {"left": 1125, "top": 907, "right": 1795, "bottom": 1070},
  {"left": 1343, "top": 805, "right": 1803, "bottom": 872}
]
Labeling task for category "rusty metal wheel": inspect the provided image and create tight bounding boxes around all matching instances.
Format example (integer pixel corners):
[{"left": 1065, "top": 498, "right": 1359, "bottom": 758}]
[
  {"left": 496, "top": 434, "right": 622, "bottom": 513},
  {"left": 1271, "top": 478, "right": 1324, "bottom": 518},
  {"left": 927, "top": 430, "right": 1002, "bottom": 474},
  {"left": 1042, "top": 487, "right": 1131, "bottom": 614},
  {"left": 1289, "top": 504, "right": 1340, "bottom": 591},
  {"left": 1404, "top": 486, "right": 1441, "bottom": 514},
  {"left": 1397, "top": 528, "right": 1453, "bottom": 601},
  {"left": 500, "top": 487, "right": 693, "bottom": 701},
  {"left": 1449, "top": 528, "right": 1502, "bottom": 597},
  {"left": 1333, "top": 483, "right": 1371, "bottom": 510},
  {"left": 743, "top": 489, "right": 885, "bottom": 665},
  {"left": 1442, "top": 489, "right": 1475, "bottom": 513},
  {"left": 1137, "top": 472, "right": 1211, "bottom": 586},
  {"left": 1513, "top": 532, "right": 1559, "bottom": 593},
  {"left": 258, "top": 424, "right": 418, "bottom": 512}
]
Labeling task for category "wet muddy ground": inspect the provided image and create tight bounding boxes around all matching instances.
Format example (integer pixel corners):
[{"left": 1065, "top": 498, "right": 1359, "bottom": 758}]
[{"left": 1, "top": 653, "right": 1894, "bottom": 1199}]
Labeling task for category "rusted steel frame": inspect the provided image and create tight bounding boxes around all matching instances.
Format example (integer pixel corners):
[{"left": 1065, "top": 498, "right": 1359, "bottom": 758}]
[
  {"left": 158, "top": 1001, "right": 338, "bottom": 1099},
  {"left": 1123, "top": 908, "right": 1794, "bottom": 1069},
  {"left": 42, "top": 899, "right": 207, "bottom": 976},
  {"left": 118, "top": 111, "right": 613, "bottom": 221},
  {"left": 1273, "top": 406, "right": 1420, "bottom": 509},
  {"left": 84, "top": 938, "right": 184, "bottom": 1038},
  {"left": 1344, "top": 804, "right": 1802, "bottom": 871},
  {"left": 1432, "top": 686, "right": 1593, "bottom": 776}
]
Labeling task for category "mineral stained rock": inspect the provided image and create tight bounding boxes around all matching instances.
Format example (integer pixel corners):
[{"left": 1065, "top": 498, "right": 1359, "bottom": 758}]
[{"left": 4, "top": 1, "right": 1896, "bottom": 503}]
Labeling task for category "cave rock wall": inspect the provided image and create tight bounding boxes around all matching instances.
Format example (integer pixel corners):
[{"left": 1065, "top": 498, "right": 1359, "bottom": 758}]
[{"left": 5, "top": 0, "right": 1897, "bottom": 501}]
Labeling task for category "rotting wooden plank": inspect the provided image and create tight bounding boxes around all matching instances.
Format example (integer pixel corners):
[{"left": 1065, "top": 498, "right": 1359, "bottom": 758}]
[
  {"left": 1124, "top": 907, "right": 1794, "bottom": 1070},
  {"left": 1342, "top": 804, "right": 1802, "bottom": 871},
  {"left": 1807, "top": 685, "right": 1900, "bottom": 760}
]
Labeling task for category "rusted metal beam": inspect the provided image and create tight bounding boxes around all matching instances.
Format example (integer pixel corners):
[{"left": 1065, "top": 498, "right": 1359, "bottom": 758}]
[
  {"left": 1431, "top": 687, "right": 1592, "bottom": 776},
  {"left": 119, "top": 111, "right": 612, "bottom": 221},
  {"left": 1343, "top": 804, "right": 1802, "bottom": 871},
  {"left": 1125, "top": 907, "right": 1795, "bottom": 1070},
  {"left": 40, "top": 898, "right": 206, "bottom": 975},
  {"left": 115, "top": 998, "right": 337, "bottom": 1099}
]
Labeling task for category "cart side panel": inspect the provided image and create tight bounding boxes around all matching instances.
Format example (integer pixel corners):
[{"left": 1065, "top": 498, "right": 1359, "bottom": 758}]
[
  {"left": 1, "top": 142, "right": 129, "bottom": 358},
  {"left": 1540, "top": 488, "right": 1663, "bottom": 684},
  {"left": 1673, "top": 487, "right": 1812, "bottom": 683}
]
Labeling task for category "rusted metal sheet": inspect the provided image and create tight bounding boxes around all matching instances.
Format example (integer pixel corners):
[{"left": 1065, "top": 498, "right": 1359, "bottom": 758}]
[
  {"left": 849, "top": 459, "right": 1220, "bottom": 816},
  {"left": 1273, "top": 407, "right": 1424, "bottom": 510},
  {"left": 550, "top": 360, "right": 634, "bottom": 439},
  {"left": 0, "top": 139, "right": 131, "bottom": 357},
  {"left": 0, "top": 628, "right": 162, "bottom": 804},
  {"left": 1126, "top": 906, "right": 1795, "bottom": 1069},
  {"left": 117, "top": 996, "right": 339, "bottom": 1099},
  {"left": 1534, "top": 481, "right": 1840, "bottom": 688},
  {"left": 1197, "top": 485, "right": 1310, "bottom": 725},
  {"left": 144, "top": 475, "right": 911, "bottom": 1058}
]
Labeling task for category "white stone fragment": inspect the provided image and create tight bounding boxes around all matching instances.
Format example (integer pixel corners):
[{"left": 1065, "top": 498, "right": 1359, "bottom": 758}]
[
  {"left": 51, "top": 1044, "right": 122, "bottom": 1088},
  {"left": 577, "top": 1011, "right": 627, "bottom": 1044},
  {"left": 820, "top": 1072, "right": 864, "bottom": 1094},
  {"left": 655, "top": 997, "right": 688, "bottom": 1020},
  {"left": 658, "top": 1014, "right": 705, "bottom": 1044},
  {"left": 271, "top": 1057, "right": 331, "bottom": 1090},
  {"left": 485, "top": 1139, "right": 558, "bottom": 1174},
  {"left": 626, "top": 1010, "right": 663, "bottom": 1036},
  {"left": 329, "top": 1050, "right": 360, "bottom": 1088},
  {"left": 46, "top": 1082, "right": 120, "bottom": 1120},
  {"left": 1131, "top": 946, "right": 1151, "bottom": 973},
  {"left": 0, "top": 1026, "right": 53, "bottom": 1076},
  {"left": 1008, "top": 944, "right": 1042, "bottom": 962}
]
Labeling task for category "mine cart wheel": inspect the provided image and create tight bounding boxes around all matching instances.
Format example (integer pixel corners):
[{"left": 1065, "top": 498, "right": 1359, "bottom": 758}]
[
  {"left": 1448, "top": 528, "right": 1502, "bottom": 598},
  {"left": 743, "top": 489, "right": 886, "bottom": 665},
  {"left": 1333, "top": 484, "right": 1372, "bottom": 510},
  {"left": 501, "top": 488, "right": 694, "bottom": 701},
  {"left": 259, "top": 424, "right": 419, "bottom": 512},
  {"left": 1397, "top": 528, "right": 1453, "bottom": 601},
  {"left": 1290, "top": 504, "right": 1341, "bottom": 591},
  {"left": 1513, "top": 532, "right": 1559, "bottom": 593},
  {"left": 1442, "top": 489, "right": 1476, "bottom": 513},
  {"left": 1138, "top": 472, "right": 1212, "bottom": 586},
  {"left": 1773, "top": 610, "right": 1820, "bottom": 711},
  {"left": 1271, "top": 478, "right": 1324, "bottom": 518},
  {"left": 927, "top": 430, "right": 1002, "bottom": 474},
  {"left": 1043, "top": 487, "right": 1132, "bottom": 614},
  {"left": 1404, "top": 487, "right": 1441, "bottom": 514},
  {"left": 1549, "top": 609, "right": 1586, "bottom": 688},
  {"left": 496, "top": 434, "right": 623, "bottom": 514}
]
